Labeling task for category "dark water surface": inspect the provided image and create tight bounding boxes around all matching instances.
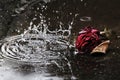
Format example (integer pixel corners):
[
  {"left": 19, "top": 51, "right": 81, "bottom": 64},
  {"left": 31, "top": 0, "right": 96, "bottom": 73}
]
[{"left": 0, "top": 0, "right": 120, "bottom": 80}]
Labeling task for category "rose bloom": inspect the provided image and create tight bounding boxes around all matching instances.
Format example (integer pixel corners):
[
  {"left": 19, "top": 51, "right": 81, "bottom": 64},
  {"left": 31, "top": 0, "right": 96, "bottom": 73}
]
[{"left": 75, "top": 26, "right": 101, "bottom": 54}]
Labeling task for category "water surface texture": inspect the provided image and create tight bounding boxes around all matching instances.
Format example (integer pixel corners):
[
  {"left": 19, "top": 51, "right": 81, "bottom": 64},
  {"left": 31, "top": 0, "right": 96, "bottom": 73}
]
[{"left": 0, "top": 0, "right": 120, "bottom": 80}]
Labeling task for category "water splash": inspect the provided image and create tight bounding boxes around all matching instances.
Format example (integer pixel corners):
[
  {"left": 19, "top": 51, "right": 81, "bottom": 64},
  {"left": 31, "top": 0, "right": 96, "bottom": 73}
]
[
  {"left": 0, "top": 15, "right": 76, "bottom": 79},
  {"left": 1, "top": 21, "right": 71, "bottom": 61},
  {"left": 0, "top": 8, "right": 77, "bottom": 79}
]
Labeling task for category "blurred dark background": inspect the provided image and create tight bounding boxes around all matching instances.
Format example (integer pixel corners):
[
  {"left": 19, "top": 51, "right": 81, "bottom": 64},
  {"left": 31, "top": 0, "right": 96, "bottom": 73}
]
[{"left": 0, "top": 0, "right": 120, "bottom": 38}]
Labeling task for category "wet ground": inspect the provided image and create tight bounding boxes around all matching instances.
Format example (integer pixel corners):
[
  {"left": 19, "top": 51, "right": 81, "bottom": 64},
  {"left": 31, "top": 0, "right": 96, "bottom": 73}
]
[{"left": 0, "top": 0, "right": 120, "bottom": 80}]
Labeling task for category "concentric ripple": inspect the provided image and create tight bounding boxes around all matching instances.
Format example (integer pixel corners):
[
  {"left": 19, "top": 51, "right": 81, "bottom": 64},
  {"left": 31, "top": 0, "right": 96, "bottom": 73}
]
[{"left": 0, "top": 23, "right": 71, "bottom": 63}]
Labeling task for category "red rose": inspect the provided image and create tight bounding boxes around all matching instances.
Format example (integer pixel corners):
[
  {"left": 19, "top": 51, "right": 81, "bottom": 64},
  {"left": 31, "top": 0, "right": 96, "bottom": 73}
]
[{"left": 75, "top": 26, "right": 101, "bottom": 54}]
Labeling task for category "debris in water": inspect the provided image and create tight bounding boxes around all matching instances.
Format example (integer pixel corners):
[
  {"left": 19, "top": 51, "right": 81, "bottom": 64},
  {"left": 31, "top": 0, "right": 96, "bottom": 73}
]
[{"left": 91, "top": 40, "right": 110, "bottom": 54}]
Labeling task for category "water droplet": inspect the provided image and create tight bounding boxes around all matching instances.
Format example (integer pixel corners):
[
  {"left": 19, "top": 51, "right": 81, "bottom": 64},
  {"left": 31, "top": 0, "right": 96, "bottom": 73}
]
[
  {"left": 37, "top": 7, "right": 39, "bottom": 10},
  {"left": 80, "top": 16, "right": 92, "bottom": 21}
]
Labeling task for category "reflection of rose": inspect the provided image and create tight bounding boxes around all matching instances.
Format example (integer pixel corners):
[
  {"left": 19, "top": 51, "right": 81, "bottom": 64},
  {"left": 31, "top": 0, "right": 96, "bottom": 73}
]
[{"left": 75, "top": 26, "right": 101, "bottom": 54}]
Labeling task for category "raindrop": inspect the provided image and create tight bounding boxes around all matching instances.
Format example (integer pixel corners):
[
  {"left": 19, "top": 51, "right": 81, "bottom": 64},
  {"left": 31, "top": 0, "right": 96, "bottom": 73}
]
[{"left": 80, "top": 16, "right": 92, "bottom": 21}]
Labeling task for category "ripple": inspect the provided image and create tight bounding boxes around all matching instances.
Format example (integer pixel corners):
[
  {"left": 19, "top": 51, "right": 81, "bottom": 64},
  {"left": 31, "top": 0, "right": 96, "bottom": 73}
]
[
  {"left": 1, "top": 35, "right": 68, "bottom": 63},
  {"left": 0, "top": 20, "right": 72, "bottom": 64}
]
